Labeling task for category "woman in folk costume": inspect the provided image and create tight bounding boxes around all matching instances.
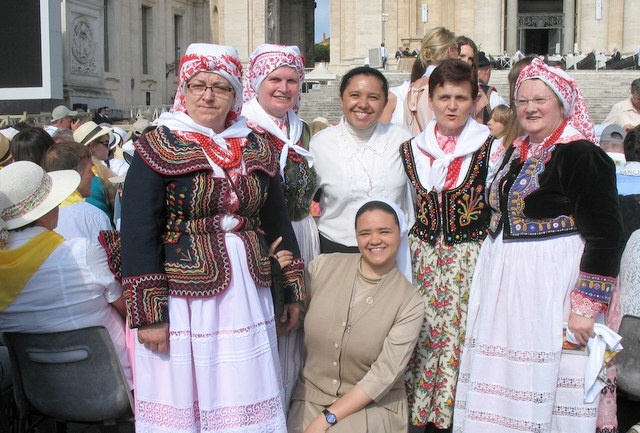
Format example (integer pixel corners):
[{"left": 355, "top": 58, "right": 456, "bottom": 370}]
[
  {"left": 119, "top": 43, "right": 305, "bottom": 433},
  {"left": 242, "top": 43, "right": 318, "bottom": 411},
  {"left": 453, "top": 58, "right": 624, "bottom": 433},
  {"left": 400, "top": 59, "right": 502, "bottom": 433}
]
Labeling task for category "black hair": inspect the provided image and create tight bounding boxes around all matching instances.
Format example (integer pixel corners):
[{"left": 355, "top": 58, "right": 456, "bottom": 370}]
[
  {"left": 354, "top": 200, "right": 399, "bottom": 229},
  {"left": 624, "top": 125, "right": 640, "bottom": 162},
  {"left": 339, "top": 66, "right": 389, "bottom": 102},
  {"left": 10, "top": 127, "right": 55, "bottom": 167}
]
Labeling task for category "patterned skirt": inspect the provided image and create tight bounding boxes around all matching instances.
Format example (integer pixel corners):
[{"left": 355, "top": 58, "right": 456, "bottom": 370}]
[
  {"left": 132, "top": 234, "right": 287, "bottom": 433},
  {"left": 405, "top": 234, "right": 481, "bottom": 429}
]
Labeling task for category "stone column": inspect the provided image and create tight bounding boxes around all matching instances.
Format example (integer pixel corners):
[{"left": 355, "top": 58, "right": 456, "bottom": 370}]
[
  {"left": 506, "top": 0, "right": 518, "bottom": 54},
  {"left": 623, "top": 0, "right": 640, "bottom": 53},
  {"left": 563, "top": 0, "right": 575, "bottom": 54},
  {"left": 473, "top": 0, "right": 502, "bottom": 54}
]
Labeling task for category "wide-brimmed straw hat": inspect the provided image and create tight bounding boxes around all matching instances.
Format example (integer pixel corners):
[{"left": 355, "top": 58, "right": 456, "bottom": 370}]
[
  {"left": 0, "top": 134, "right": 11, "bottom": 167},
  {"left": 107, "top": 129, "right": 122, "bottom": 149},
  {"left": 73, "top": 121, "right": 111, "bottom": 146},
  {"left": 124, "top": 118, "right": 152, "bottom": 143},
  {"left": 0, "top": 161, "right": 80, "bottom": 232}
]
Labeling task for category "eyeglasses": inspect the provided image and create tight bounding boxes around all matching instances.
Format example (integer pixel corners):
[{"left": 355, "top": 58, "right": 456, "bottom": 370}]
[
  {"left": 96, "top": 139, "right": 110, "bottom": 147},
  {"left": 186, "top": 83, "right": 234, "bottom": 97},
  {"left": 515, "top": 95, "right": 555, "bottom": 108}
]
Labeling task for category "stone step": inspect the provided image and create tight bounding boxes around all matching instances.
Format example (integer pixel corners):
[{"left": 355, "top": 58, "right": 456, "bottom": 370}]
[{"left": 299, "top": 69, "right": 636, "bottom": 127}]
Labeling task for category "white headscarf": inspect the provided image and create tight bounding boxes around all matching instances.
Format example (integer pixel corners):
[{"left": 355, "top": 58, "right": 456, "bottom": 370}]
[
  {"left": 241, "top": 44, "right": 312, "bottom": 177},
  {"left": 158, "top": 43, "right": 250, "bottom": 146},
  {"left": 412, "top": 118, "right": 490, "bottom": 192},
  {"left": 515, "top": 58, "right": 596, "bottom": 143}
]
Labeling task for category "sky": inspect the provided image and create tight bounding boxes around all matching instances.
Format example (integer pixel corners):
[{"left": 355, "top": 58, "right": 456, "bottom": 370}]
[{"left": 315, "top": 0, "right": 330, "bottom": 43}]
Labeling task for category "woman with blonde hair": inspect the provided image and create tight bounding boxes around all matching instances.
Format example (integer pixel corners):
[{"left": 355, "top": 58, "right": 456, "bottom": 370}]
[
  {"left": 402, "top": 27, "right": 459, "bottom": 135},
  {"left": 488, "top": 105, "right": 519, "bottom": 149}
]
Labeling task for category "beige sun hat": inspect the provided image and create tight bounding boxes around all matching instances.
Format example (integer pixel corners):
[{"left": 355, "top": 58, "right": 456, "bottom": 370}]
[
  {"left": 51, "top": 105, "right": 78, "bottom": 122},
  {"left": 73, "top": 121, "right": 111, "bottom": 146},
  {"left": 0, "top": 134, "right": 11, "bottom": 167},
  {"left": 124, "top": 118, "right": 152, "bottom": 143},
  {"left": 0, "top": 161, "right": 80, "bottom": 234}
]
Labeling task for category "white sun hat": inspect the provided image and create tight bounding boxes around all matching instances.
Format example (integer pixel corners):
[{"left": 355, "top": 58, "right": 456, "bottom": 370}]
[{"left": 0, "top": 161, "right": 80, "bottom": 233}]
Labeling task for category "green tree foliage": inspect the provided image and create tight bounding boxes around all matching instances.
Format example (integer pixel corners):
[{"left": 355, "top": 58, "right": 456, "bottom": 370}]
[{"left": 315, "top": 44, "right": 330, "bottom": 62}]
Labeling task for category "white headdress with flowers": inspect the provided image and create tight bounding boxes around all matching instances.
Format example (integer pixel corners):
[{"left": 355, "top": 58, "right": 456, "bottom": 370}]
[
  {"left": 241, "top": 44, "right": 312, "bottom": 177},
  {"left": 173, "top": 43, "right": 244, "bottom": 122},
  {"left": 242, "top": 44, "right": 305, "bottom": 113},
  {"left": 515, "top": 58, "right": 596, "bottom": 143}
]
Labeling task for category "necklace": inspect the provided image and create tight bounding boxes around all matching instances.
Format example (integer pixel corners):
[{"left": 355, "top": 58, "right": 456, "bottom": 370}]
[
  {"left": 194, "top": 133, "right": 244, "bottom": 168},
  {"left": 519, "top": 120, "right": 567, "bottom": 163},
  {"left": 267, "top": 132, "right": 303, "bottom": 163}
]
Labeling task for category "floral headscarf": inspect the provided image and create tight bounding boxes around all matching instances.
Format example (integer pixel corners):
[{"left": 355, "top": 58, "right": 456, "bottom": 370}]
[
  {"left": 243, "top": 44, "right": 305, "bottom": 113},
  {"left": 172, "top": 43, "right": 244, "bottom": 122},
  {"left": 515, "top": 58, "right": 596, "bottom": 143}
]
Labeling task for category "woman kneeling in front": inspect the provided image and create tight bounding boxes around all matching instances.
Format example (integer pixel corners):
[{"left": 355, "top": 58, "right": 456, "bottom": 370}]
[{"left": 288, "top": 199, "right": 424, "bottom": 433}]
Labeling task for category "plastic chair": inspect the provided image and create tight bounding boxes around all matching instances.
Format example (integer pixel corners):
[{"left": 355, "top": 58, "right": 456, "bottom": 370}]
[
  {"left": 616, "top": 314, "right": 640, "bottom": 401},
  {"left": 1, "top": 340, "right": 20, "bottom": 433},
  {"left": 3, "top": 326, "right": 133, "bottom": 432}
]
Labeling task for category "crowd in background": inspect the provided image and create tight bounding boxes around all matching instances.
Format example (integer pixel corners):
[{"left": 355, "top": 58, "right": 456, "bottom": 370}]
[{"left": 1, "top": 28, "right": 640, "bottom": 433}]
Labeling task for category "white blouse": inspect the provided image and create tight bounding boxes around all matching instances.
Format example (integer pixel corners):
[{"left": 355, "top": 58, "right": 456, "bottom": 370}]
[
  {"left": 310, "top": 118, "right": 414, "bottom": 247},
  {"left": 0, "top": 226, "right": 131, "bottom": 387}
]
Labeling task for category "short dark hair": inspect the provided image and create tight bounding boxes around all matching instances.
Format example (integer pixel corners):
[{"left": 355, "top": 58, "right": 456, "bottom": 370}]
[
  {"left": 429, "top": 59, "right": 479, "bottom": 100},
  {"left": 339, "top": 66, "right": 389, "bottom": 102},
  {"left": 624, "top": 125, "right": 640, "bottom": 162},
  {"left": 355, "top": 200, "right": 399, "bottom": 229},
  {"left": 631, "top": 79, "right": 640, "bottom": 96}
]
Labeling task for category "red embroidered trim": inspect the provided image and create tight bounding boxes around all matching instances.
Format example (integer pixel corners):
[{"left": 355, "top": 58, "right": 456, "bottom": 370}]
[
  {"left": 281, "top": 257, "right": 306, "bottom": 302},
  {"left": 570, "top": 290, "right": 607, "bottom": 318},
  {"left": 98, "top": 229, "right": 122, "bottom": 283},
  {"left": 123, "top": 273, "right": 169, "bottom": 327}
]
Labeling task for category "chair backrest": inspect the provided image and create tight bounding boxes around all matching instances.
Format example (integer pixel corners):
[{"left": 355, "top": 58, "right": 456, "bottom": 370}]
[
  {"left": 616, "top": 314, "right": 640, "bottom": 400},
  {"left": 3, "top": 326, "right": 133, "bottom": 423}
]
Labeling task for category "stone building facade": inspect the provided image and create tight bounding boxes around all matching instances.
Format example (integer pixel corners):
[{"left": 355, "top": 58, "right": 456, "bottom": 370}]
[
  {"left": 0, "top": 0, "right": 636, "bottom": 116},
  {"left": 330, "top": 0, "right": 640, "bottom": 71},
  {"left": 67, "top": 0, "right": 212, "bottom": 115}
]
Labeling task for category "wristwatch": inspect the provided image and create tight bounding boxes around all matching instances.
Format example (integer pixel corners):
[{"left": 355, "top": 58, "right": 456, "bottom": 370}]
[{"left": 322, "top": 408, "right": 338, "bottom": 426}]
